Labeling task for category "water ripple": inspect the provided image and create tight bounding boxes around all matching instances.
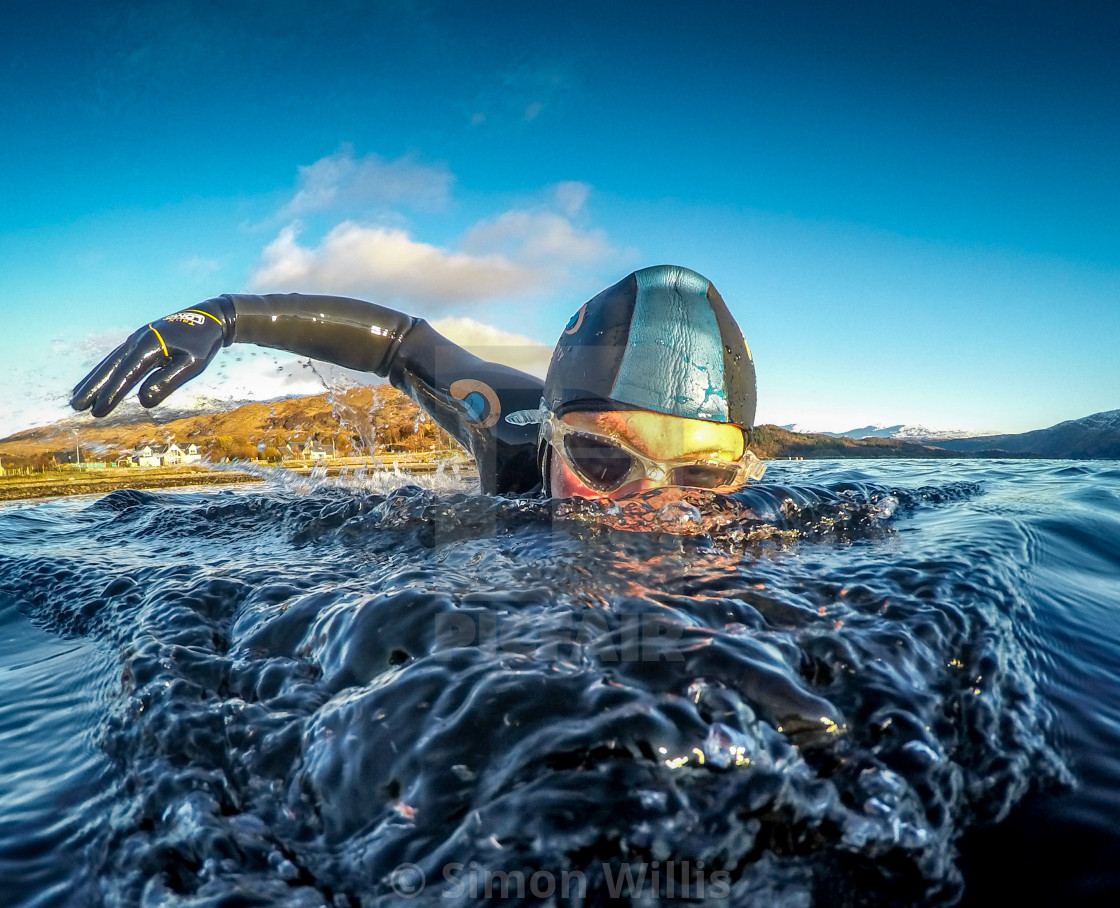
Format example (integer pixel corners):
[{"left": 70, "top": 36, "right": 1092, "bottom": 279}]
[{"left": 0, "top": 461, "right": 1101, "bottom": 906}]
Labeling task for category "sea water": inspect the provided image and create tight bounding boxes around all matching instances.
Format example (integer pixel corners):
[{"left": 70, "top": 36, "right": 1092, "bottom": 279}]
[{"left": 1, "top": 459, "right": 1118, "bottom": 907}]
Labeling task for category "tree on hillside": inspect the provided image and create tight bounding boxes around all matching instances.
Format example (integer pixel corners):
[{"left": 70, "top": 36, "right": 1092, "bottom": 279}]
[{"left": 231, "top": 441, "right": 257, "bottom": 461}]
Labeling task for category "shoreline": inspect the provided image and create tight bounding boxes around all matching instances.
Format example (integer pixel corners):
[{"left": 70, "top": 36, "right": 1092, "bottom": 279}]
[
  {"left": 0, "top": 459, "right": 478, "bottom": 503},
  {"left": 0, "top": 469, "right": 264, "bottom": 502}
]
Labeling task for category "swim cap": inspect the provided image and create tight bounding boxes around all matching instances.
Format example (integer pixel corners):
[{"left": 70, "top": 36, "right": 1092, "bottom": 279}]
[{"left": 544, "top": 265, "right": 756, "bottom": 428}]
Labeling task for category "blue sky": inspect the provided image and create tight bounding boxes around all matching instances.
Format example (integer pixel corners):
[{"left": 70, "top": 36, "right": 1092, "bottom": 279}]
[{"left": 2, "top": 0, "right": 1118, "bottom": 437}]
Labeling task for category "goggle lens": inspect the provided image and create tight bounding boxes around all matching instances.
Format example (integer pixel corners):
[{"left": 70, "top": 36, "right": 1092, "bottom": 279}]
[
  {"left": 562, "top": 434, "right": 635, "bottom": 490},
  {"left": 668, "top": 463, "right": 741, "bottom": 489}
]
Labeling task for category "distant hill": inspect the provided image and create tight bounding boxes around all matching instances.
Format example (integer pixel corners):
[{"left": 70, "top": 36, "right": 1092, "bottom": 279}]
[
  {"left": 749, "top": 425, "right": 961, "bottom": 461},
  {"left": 928, "top": 410, "right": 1120, "bottom": 459},
  {"left": 781, "top": 423, "right": 988, "bottom": 442},
  {"left": 0, "top": 386, "right": 455, "bottom": 468},
  {"left": 772, "top": 410, "right": 1120, "bottom": 459},
  {"left": 40, "top": 393, "right": 266, "bottom": 432}
]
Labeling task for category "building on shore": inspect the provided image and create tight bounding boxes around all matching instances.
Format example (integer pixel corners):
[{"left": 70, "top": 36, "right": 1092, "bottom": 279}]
[
  {"left": 136, "top": 442, "right": 203, "bottom": 467},
  {"left": 301, "top": 440, "right": 329, "bottom": 461}
]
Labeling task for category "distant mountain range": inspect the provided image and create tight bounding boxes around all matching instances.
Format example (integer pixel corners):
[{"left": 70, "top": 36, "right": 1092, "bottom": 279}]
[
  {"left": 781, "top": 410, "right": 1120, "bottom": 459},
  {"left": 780, "top": 423, "right": 989, "bottom": 441},
  {"left": 43, "top": 393, "right": 265, "bottom": 432},
  {"left": 927, "top": 409, "right": 1120, "bottom": 459}
]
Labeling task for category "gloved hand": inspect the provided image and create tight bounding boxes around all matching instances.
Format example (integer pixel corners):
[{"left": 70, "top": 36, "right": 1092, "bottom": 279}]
[{"left": 70, "top": 298, "right": 233, "bottom": 417}]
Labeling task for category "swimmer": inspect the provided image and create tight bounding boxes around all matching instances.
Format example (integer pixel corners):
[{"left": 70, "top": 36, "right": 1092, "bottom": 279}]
[{"left": 71, "top": 264, "right": 764, "bottom": 497}]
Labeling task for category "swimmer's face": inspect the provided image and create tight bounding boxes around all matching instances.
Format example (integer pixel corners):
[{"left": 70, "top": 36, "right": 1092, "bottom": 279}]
[{"left": 547, "top": 409, "right": 748, "bottom": 500}]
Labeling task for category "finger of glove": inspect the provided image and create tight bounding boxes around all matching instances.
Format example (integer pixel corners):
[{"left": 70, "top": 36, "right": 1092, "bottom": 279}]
[
  {"left": 90, "top": 334, "right": 168, "bottom": 417},
  {"left": 137, "top": 354, "right": 207, "bottom": 408},
  {"left": 71, "top": 343, "right": 132, "bottom": 411}
]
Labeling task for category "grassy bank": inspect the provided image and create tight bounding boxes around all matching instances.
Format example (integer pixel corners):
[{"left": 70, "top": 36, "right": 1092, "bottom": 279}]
[
  {"left": 0, "top": 453, "right": 478, "bottom": 503},
  {"left": 0, "top": 466, "right": 263, "bottom": 502}
]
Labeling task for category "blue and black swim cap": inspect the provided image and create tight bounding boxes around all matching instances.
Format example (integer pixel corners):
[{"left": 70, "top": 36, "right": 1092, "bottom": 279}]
[{"left": 544, "top": 265, "right": 756, "bottom": 429}]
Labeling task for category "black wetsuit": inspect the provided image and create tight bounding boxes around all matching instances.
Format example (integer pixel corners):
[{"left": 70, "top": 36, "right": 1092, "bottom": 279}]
[{"left": 225, "top": 294, "right": 544, "bottom": 496}]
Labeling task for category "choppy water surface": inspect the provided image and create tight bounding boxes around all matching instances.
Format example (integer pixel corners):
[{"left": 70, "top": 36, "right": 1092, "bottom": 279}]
[{"left": 2, "top": 459, "right": 1118, "bottom": 907}]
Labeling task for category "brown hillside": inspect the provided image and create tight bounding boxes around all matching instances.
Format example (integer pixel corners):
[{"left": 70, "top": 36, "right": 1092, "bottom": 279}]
[
  {"left": 0, "top": 386, "right": 458, "bottom": 468},
  {"left": 748, "top": 425, "right": 961, "bottom": 460}
]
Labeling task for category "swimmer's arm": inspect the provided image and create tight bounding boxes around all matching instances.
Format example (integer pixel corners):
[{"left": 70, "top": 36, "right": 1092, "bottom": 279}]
[
  {"left": 232, "top": 293, "right": 544, "bottom": 493},
  {"left": 71, "top": 292, "right": 415, "bottom": 417},
  {"left": 71, "top": 292, "right": 543, "bottom": 492},
  {"left": 223, "top": 293, "right": 415, "bottom": 375}
]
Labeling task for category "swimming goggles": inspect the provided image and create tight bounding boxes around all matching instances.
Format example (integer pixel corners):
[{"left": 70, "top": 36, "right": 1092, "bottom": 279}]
[{"left": 543, "top": 414, "right": 766, "bottom": 493}]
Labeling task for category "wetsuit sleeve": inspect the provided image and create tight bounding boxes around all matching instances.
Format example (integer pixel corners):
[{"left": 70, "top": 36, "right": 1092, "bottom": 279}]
[{"left": 223, "top": 293, "right": 544, "bottom": 496}]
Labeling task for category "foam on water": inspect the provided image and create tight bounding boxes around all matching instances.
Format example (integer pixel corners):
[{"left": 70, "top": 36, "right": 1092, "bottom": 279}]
[{"left": 2, "top": 460, "right": 1106, "bottom": 906}]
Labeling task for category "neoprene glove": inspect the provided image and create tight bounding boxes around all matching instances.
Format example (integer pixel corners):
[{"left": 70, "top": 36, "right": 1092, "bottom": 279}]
[{"left": 70, "top": 298, "right": 233, "bottom": 417}]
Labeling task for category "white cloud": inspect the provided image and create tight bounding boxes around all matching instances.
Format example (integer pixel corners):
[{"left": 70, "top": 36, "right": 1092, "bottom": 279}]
[
  {"left": 282, "top": 146, "right": 453, "bottom": 218},
  {"left": 252, "top": 177, "right": 615, "bottom": 311},
  {"left": 462, "top": 208, "right": 607, "bottom": 267},
  {"left": 430, "top": 316, "right": 552, "bottom": 378},
  {"left": 0, "top": 388, "right": 71, "bottom": 439},
  {"left": 553, "top": 181, "right": 590, "bottom": 218},
  {"left": 252, "top": 222, "right": 537, "bottom": 304}
]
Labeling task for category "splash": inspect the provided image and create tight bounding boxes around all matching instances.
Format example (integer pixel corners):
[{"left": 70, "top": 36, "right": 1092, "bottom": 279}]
[{"left": 307, "top": 362, "right": 385, "bottom": 466}]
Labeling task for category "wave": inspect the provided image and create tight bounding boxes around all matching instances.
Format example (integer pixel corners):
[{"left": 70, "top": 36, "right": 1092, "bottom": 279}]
[{"left": 0, "top": 465, "right": 1072, "bottom": 906}]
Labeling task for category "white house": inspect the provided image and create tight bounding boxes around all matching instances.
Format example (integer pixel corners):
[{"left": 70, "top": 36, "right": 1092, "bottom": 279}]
[
  {"left": 136, "top": 444, "right": 162, "bottom": 467},
  {"left": 301, "top": 440, "right": 329, "bottom": 462},
  {"left": 135, "top": 441, "right": 204, "bottom": 467}
]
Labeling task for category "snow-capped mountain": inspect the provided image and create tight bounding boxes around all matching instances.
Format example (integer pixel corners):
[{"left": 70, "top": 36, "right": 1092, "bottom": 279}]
[
  {"left": 43, "top": 394, "right": 270, "bottom": 432},
  {"left": 931, "top": 409, "right": 1120, "bottom": 459},
  {"left": 779, "top": 423, "right": 988, "bottom": 442},
  {"left": 1, "top": 392, "right": 288, "bottom": 444}
]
